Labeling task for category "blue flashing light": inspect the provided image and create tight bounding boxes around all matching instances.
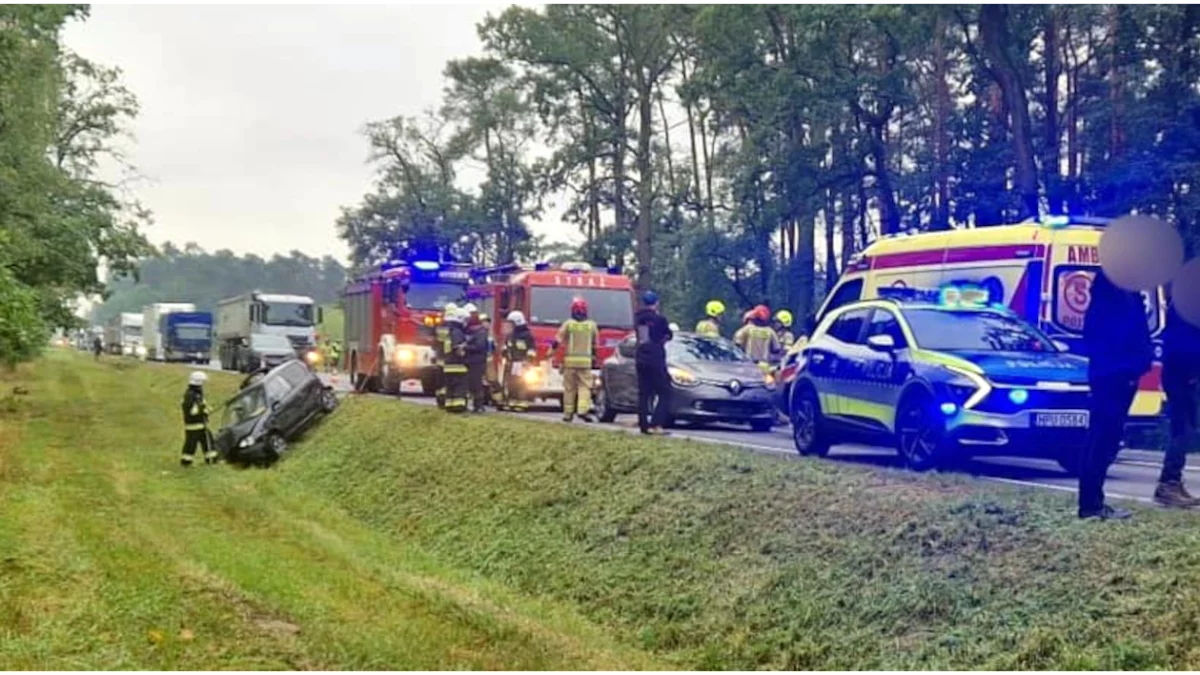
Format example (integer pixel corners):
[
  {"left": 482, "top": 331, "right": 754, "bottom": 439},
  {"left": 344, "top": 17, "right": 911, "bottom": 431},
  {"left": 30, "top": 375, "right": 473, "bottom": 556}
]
[
  {"left": 939, "top": 402, "right": 959, "bottom": 416},
  {"left": 412, "top": 260, "right": 440, "bottom": 272},
  {"left": 535, "top": 262, "right": 550, "bottom": 271},
  {"left": 607, "top": 266, "right": 622, "bottom": 275},
  {"left": 1008, "top": 388, "right": 1029, "bottom": 405}
]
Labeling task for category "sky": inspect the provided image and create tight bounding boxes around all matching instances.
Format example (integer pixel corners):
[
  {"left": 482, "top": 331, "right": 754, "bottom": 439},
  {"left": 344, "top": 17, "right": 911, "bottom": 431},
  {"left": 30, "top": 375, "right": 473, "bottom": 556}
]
[{"left": 62, "top": 3, "right": 567, "bottom": 264}]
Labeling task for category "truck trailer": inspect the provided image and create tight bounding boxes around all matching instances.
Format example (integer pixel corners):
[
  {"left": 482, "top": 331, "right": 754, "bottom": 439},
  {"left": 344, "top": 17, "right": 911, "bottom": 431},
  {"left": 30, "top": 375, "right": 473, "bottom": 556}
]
[
  {"left": 145, "top": 308, "right": 213, "bottom": 364},
  {"left": 216, "top": 292, "right": 320, "bottom": 372}
]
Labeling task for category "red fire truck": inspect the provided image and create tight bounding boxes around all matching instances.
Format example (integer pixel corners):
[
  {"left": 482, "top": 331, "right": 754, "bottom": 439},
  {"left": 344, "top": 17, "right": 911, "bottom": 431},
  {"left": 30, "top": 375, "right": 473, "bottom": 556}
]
[
  {"left": 343, "top": 258, "right": 472, "bottom": 394},
  {"left": 474, "top": 261, "right": 636, "bottom": 407}
]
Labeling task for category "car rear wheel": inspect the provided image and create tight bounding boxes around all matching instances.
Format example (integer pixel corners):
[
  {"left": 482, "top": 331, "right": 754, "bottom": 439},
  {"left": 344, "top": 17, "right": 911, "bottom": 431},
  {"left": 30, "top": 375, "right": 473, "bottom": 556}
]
[
  {"left": 320, "top": 389, "right": 339, "bottom": 413},
  {"left": 596, "top": 380, "right": 617, "bottom": 423},
  {"left": 264, "top": 433, "right": 287, "bottom": 462},
  {"left": 791, "top": 386, "right": 830, "bottom": 456},
  {"left": 896, "top": 393, "right": 948, "bottom": 472}
]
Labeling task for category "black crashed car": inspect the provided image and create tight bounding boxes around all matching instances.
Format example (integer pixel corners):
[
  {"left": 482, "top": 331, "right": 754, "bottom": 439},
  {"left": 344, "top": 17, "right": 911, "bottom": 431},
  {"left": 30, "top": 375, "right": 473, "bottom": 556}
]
[
  {"left": 596, "top": 333, "right": 778, "bottom": 431},
  {"left": 214, "top": 360, "right": 339, "bottom": 464}
]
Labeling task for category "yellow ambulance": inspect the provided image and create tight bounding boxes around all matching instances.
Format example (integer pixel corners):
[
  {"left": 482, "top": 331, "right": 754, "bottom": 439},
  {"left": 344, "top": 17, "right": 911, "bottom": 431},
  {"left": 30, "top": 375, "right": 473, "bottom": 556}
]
[{"left": 808, "top": 216, "right": 1166, "bottom": 420}]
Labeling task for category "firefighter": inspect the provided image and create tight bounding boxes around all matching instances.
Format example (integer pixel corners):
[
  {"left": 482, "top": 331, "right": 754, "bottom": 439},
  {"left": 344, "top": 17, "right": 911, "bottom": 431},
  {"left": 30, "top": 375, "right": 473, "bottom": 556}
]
[
  {"left": 734, "top": 305, "right": 780, "bottom": 372},
  {"left": 442, "top": 305, "right": 469, "bottom": 413},
  {"left": 695, "top": 300, "right": 725, "bottom": 338},
  {"left": 552, "top": 297, "right": 599, "bottom": 423},
  {"left": 328, "top": 340, "right": 342, "bottom": 374},
  {"left": 501, "top": 310, "right": 537, "bottom": 411},
  {"left": 773, "top": 310, "right": 796, "bottom": 356},
  {"left": 181, "top": 371, "right": 218, "bottom": 467},
  {"left": 464, "top": 303, "right": 489, "bottom": 413},
  {"left": 433, "top": 302, "right": 458, "bottom": 408}
]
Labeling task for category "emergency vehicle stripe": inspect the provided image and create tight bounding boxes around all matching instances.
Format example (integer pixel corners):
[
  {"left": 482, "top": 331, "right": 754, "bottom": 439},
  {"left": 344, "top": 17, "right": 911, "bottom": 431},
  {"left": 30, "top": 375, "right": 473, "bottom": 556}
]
[{"left": 872, "top": 244, "right": 1046, "bottom": 270}]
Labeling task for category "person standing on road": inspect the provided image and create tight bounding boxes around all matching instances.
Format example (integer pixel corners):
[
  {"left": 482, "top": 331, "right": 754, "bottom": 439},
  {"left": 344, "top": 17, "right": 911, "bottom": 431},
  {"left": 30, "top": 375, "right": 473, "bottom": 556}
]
[
  {"left": 773, "top": 310, "right": 796, "bottom": 356},
  {"left": 1079, "top": 269, "right": 1154, "bottom": 520},
  {"left": 1155, "top": 286, "right": 1200, "bottom": 507},
  {"left": 442, "top": 306, "right": 470, "bottom": 413},
  {"left": 635, "top": 291, "right": 673, "bottom": 435},
  {"left": 181, "top": 371, "right": 218, "bottom": 467},
  {"left": 464, "top": 304, "right": 489, "bottom": 413},
  {"left": 433, "top": 302, "right": 458, "bottom": 408},
  {"left": 92, "top": 335, "right": 103, "bottom": 361},
  {"left": 696, "top": 300, "right": 725, "bottom": 338},
  {"left": 553, "top": 298, "right": 599, "bottom": 423},
  {"left": 735, "top": 305, "right": 780, "bottom": 371}
]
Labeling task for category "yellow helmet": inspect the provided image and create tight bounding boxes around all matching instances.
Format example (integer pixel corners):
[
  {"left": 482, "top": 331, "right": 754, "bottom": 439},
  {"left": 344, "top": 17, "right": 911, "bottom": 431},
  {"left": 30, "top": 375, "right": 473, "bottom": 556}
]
[
  {"left": 775, "top": 310, "right": 794, "bottom": 327},
  {"left": 705, "top": 300, "right": 726, "bottom": 318}
]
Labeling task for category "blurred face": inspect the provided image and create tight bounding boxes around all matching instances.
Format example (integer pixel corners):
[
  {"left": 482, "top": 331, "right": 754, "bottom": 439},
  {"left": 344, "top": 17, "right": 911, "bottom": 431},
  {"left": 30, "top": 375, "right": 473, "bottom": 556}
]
[
  {"left": 502, "top": 321, "right": 514, "bottom": 337},
  {"left": 1099, "top": 214, "right": 1184, "bottom": 291},
  {"left": 1173, "top": 257, "right": 1200, "bottom": 328}
]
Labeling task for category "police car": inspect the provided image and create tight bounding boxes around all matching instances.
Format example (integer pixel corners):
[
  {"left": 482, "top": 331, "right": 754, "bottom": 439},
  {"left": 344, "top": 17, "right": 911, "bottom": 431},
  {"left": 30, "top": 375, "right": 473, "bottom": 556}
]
[{"left": 786, "top": 285, "right": 1092, "bottom": 473}]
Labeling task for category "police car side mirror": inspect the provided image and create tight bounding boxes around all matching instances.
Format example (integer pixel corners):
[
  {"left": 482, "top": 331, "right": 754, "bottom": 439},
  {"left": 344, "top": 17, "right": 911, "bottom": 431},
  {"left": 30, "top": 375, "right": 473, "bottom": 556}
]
[{"left": 866, "top": 334, "right": 896, "bottom": 352}]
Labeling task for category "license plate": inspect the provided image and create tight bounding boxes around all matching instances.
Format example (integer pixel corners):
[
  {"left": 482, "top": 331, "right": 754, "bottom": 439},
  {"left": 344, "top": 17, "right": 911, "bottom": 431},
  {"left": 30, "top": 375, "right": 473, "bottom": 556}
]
[{"left": 1035, "top": 412, "right": 1089, "bottom": 428}]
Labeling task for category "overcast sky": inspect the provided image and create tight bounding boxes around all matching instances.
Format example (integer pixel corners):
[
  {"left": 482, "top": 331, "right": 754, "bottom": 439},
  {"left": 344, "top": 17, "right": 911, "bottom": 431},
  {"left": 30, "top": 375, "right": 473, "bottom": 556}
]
[{"left": 63, "top": 4, "right": 566, "bottom": 263}]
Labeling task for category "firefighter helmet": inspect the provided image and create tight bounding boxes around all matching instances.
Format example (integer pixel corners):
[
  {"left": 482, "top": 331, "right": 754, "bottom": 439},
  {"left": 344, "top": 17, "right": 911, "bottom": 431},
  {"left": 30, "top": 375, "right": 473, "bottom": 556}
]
[
  {"left": 751, "top": 305, "right": 770, "bottom": 322},
  {"left": 705, "top": 300, "right": 726, "bottom": 318},
  {"left": 188, "top": 371, "right": 208, "bottom": 386},
  {"left": 507, "top": 310, "right": 526, "bottom": 326},
  {"left": 570, "top": 297, "right": 588, "bottom": 317},
  {"left": 775, "top": 310, "right": 794, "bottom": 327}
]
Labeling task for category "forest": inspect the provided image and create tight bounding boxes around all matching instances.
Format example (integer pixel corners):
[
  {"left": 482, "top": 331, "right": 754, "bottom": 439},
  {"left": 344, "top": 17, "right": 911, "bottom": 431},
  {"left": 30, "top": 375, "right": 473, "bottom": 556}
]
[
  {"left": 338, "top": 4, "right": 1200, "bottom": 326},
  {"left": 91, "top": 244, "right": 348, "bottom": 325}
]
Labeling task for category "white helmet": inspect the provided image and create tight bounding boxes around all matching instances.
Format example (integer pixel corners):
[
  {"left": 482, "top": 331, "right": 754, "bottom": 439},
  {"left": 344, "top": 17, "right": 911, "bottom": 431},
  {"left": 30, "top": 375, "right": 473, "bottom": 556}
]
[
  {"left": 443, "top": 302, "right": 459, "bottom": 317},
  {"left": 462, "top": 303, "right": 478, "bottom": 316},
  {"left": 447, "top": 306, "right": 465, "bottom": 323},
  {"left": 188, "top": 371, "right": 208, "bottom": 386},
  {"left": 669, "top": 322, "right": 680, "bottom": 332},
  {"left": 506, "top": 310, "right": 526, "bottom": 326}
]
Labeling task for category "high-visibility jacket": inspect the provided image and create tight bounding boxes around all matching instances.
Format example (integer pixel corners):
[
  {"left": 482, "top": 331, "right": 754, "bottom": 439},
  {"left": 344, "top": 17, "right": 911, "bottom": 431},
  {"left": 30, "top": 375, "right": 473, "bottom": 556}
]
[
  {"left": 777, "top": 329, "right": 795, "bottom": 350},
  {"left": 434, "top": 325, "right": 450, "bottom": 363},
  {"left": 695, "top": 318, "right": 720, "bottom": 338},
  {"left": 735, "top": 324, "right": 778, "bottom": 362},
  {"left": 505, "top": 326, "right": 537, "bottom": 362},
  {"left": 443, "top": 323, "right": 467, "bottom": 373},
  {"left": 556, "top": 319, "right": 598, "bottom": 368},
  {"left": 182, "top": 386, "right": 211, "bottom": 431}
]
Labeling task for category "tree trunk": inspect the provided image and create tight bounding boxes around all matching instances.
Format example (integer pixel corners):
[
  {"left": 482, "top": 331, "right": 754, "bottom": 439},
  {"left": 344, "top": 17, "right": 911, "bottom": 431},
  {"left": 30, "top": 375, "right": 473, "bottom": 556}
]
[
  {"left": 825, "top": 188, "right": 838, "bottom": 290},
  {"left": 1043, "top": 8, "right": 1063, "bottom": 214},
  {"left": 868, "top": 124, "right": 901, "bottom": 235},
  {"left": 932, "top": 14, "right": 951, "bottom": 230},
  {"left": 979, "top": 4, "right": 1040, "bottom": 219},
  {"left": 1064, "top": 23, "right": 1080, "bottom": 214},
  {"left": 680, "top": 59, "right": 704, "bottom": 216},
  {"left": 635, "top": 80, "right": 654, "bottom": 292}
]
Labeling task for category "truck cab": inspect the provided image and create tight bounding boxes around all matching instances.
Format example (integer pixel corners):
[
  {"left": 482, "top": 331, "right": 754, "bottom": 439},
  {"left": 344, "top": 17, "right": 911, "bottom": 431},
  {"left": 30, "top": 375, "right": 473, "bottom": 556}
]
[{"left": 478, "top": 262, "right": 636, "bottom": 405}]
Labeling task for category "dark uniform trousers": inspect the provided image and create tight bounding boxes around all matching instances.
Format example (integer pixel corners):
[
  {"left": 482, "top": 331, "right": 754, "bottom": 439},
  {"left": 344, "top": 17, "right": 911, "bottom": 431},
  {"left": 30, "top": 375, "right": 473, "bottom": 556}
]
[
  {"left": 1161, "top": 361, "right": 1199, "bottom": 485},
  {"left": 182, "top": 429, "right": 213, "bottom": 464},
  {"left": 636, "top": 362, "right": 672, "bottom": 432},
  {"left": 1079, "top": 376, "right": 1139, "bottom": 513}
]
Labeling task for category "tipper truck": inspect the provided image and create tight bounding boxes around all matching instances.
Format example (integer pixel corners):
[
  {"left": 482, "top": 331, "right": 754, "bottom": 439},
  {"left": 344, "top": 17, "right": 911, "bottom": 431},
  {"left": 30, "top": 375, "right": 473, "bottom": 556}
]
[{"left": 216, "top": 292, "right": 321, "bottom": 372}]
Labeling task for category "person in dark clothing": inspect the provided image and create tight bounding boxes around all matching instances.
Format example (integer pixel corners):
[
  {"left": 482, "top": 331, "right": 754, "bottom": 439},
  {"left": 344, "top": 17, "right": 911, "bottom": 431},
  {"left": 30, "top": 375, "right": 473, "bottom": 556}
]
[
  {"left": 1156, "top": 289, "right": 1200, "bottom": 507},
  {"left": 92, "top": 336, "right": 103, "bottom": 361},
  {"left": 1079, "top": 269, "right": 1154, "bottom": 519},
  {"left": 464, "top": 304, "right": 489, "bottom": 413},
  {"left": 181, "top": 371, "right": 218, "bottom": 467},
  {"left": 501, "top": 310, "right": 537, "bottom": 411},
  {"left": 442, "top": 308, "right": 469, "bottom": 413},
  {"left": 634, "top": 290, "right": 673, "bottom": 435}
]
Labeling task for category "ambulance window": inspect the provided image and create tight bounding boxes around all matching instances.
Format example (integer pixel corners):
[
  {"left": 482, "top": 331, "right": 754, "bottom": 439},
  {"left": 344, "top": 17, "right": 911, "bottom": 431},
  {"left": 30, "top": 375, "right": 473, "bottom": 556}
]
[
  {"left": 822, "top": 279, "right": 864, "bottom": 321},
  {"left": 827, "top": 308, "right": 870, "bottom": 345},
  {"left": 865, "top": 309, "right": 907, "bottom": 348}
]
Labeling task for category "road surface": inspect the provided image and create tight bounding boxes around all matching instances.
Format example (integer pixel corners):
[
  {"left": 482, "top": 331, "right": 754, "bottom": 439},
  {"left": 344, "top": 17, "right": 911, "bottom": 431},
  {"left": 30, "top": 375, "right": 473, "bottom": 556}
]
[{"left": 203, "top": 360, "right": 1184, "bottom": 508}]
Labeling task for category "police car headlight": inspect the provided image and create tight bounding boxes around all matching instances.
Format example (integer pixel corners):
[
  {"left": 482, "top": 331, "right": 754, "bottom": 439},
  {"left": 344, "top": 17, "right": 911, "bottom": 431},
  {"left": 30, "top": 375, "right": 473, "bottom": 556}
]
[
  {"left": 668, "top": 366, "right": 699, "bottom": 387},
  {"left": 944, "top": 366, "right": 991, "bottom": 409},
  {"left": 395, "top": 348, "right": 416, "bottom": 364},
  {"left": 763, "top": 372, "right": 777, "bottom": 390}
]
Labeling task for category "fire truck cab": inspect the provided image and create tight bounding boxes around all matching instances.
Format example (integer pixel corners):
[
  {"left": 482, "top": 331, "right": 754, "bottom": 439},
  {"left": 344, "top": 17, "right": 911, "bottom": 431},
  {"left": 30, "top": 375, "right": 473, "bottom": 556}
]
[
  {"left": 477, "top": 262, "right": 636, "bottom": 406},
  {"left": 343, "top": 257, "right": 471, "bottom": 394}
]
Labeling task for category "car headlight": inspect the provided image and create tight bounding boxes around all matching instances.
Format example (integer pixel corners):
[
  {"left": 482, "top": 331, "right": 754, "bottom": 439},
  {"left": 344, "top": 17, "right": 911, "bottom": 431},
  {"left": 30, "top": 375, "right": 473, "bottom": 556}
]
[
  {"left": 238, "top": 434, "right": 257, "bottom": 448},
  {"left": 763, "top": 372, "right": 777, "bottom": 391},
  {"left": 522, "top": 368, "right": 541, "bottom": 385},
  {"left": 395, "top": 348, "right": 416, "bottom": 364},
  {"left": 134, "top": 345, "right": 146, "bottom": 356},
  {"left": 668, "top": 366, "right": 699, "bottom": 387},
  {"left": 944, "top": 366, "right": 991, "bottom": 409},
  {"left": 305, "top": 350, "right": 322, "bottom": 365}
]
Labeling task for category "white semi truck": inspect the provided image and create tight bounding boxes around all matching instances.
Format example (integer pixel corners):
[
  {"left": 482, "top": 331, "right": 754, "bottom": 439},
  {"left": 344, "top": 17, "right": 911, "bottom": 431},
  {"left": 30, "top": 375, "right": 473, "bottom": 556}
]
[
  {"left": 215, "top": 292, "right": 320, "bottom": 372},
  {"left": 104, "top": 313, "right": 144, "bottom": 356}
]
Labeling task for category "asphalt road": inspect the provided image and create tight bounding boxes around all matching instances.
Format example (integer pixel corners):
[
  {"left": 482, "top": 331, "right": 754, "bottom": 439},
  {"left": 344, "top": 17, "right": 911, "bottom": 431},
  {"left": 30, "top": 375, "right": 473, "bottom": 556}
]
[
  {"left": 323, "top": 373, "right": 1193, "bottom": 508},
  {"left": 194, "top": 359, "right": 1185, "bottom": 508}
]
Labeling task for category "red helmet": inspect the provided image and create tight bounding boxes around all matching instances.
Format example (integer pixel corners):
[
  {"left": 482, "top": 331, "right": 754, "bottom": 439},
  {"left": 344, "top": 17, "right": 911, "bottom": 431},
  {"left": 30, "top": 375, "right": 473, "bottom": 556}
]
[
  {"left": 751, "top": 305, "right": 770, "bottom": 322},
  {"left": 570, "top": 297, "right": 588, "bottom": 315}
]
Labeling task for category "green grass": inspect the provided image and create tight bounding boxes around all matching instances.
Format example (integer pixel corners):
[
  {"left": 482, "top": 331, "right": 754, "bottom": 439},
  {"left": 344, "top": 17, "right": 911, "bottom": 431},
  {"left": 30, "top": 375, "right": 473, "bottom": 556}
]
[
  {"left": 317, "top": 304, "right": 343, "bottom": 345},
  {"left": 6, "top": 352, "right": 1200, "bottom": 669}
]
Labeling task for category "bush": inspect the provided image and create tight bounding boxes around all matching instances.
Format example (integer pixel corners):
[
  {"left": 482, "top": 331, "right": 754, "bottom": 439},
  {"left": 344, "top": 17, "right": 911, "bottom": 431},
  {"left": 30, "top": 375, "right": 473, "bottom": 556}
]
[{"left": 0, "top": 265, "right": 47, "bottom": 368}]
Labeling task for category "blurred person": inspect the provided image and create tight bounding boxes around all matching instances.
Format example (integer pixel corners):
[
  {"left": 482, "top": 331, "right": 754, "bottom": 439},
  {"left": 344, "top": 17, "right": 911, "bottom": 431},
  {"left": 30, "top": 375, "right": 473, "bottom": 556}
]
[
  {"left": 1156, "top": 283, "right": 1200, "bottom": 507},
  {"left": 635, "top": 291, "right": 673, "bottom": 435}
]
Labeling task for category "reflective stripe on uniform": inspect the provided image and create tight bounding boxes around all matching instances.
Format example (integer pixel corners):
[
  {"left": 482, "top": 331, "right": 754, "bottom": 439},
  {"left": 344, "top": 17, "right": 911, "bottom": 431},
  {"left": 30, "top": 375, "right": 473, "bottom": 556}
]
[
  {"left": 180, "top": 454, "right": 195, "bottom": 464},
  {"left": 442, "top": 364, "right": 468, "bottom": 374},
  {"left": 184, "top": 423, "right": 206, "bottom": 431},
  {"left": 562, "top": 319, "right": 597, "bottom": 368}
]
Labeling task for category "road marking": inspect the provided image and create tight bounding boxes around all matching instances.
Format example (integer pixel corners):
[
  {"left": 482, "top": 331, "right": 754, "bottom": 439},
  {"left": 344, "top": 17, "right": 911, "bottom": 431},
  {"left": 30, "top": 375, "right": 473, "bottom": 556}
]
[{"left": 980, "top": 476, "right": 1155, "bottom": 505}]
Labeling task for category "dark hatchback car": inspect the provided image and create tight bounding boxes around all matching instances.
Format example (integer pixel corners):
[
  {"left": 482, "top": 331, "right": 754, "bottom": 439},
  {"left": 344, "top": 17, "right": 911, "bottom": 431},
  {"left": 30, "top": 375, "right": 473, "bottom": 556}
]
[
  {"left": 597, "top": 333, "right": 777, "bottom": 431},
  {"left": 214, "top": 360, "right": 339, "bottom": 464}
]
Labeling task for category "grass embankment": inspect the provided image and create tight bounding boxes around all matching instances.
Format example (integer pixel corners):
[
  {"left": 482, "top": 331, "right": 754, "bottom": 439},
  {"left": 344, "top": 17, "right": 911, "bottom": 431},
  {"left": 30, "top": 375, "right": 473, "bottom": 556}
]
[
  {"left": 5, "top": 353, "right": 1200, "bottom": 669},
  {"left": 0, "top": 352, "right": 652, "bottom": 669}
]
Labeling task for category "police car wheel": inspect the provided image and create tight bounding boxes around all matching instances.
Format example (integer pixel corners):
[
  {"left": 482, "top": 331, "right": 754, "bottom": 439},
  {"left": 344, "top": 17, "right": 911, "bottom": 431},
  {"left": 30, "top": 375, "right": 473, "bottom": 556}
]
[
  {"left": 896, "top": 394, "right": 946, "bottom": 472},
  {"left": 791, "top": 386, "right": 830, "bottom": 457}
]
